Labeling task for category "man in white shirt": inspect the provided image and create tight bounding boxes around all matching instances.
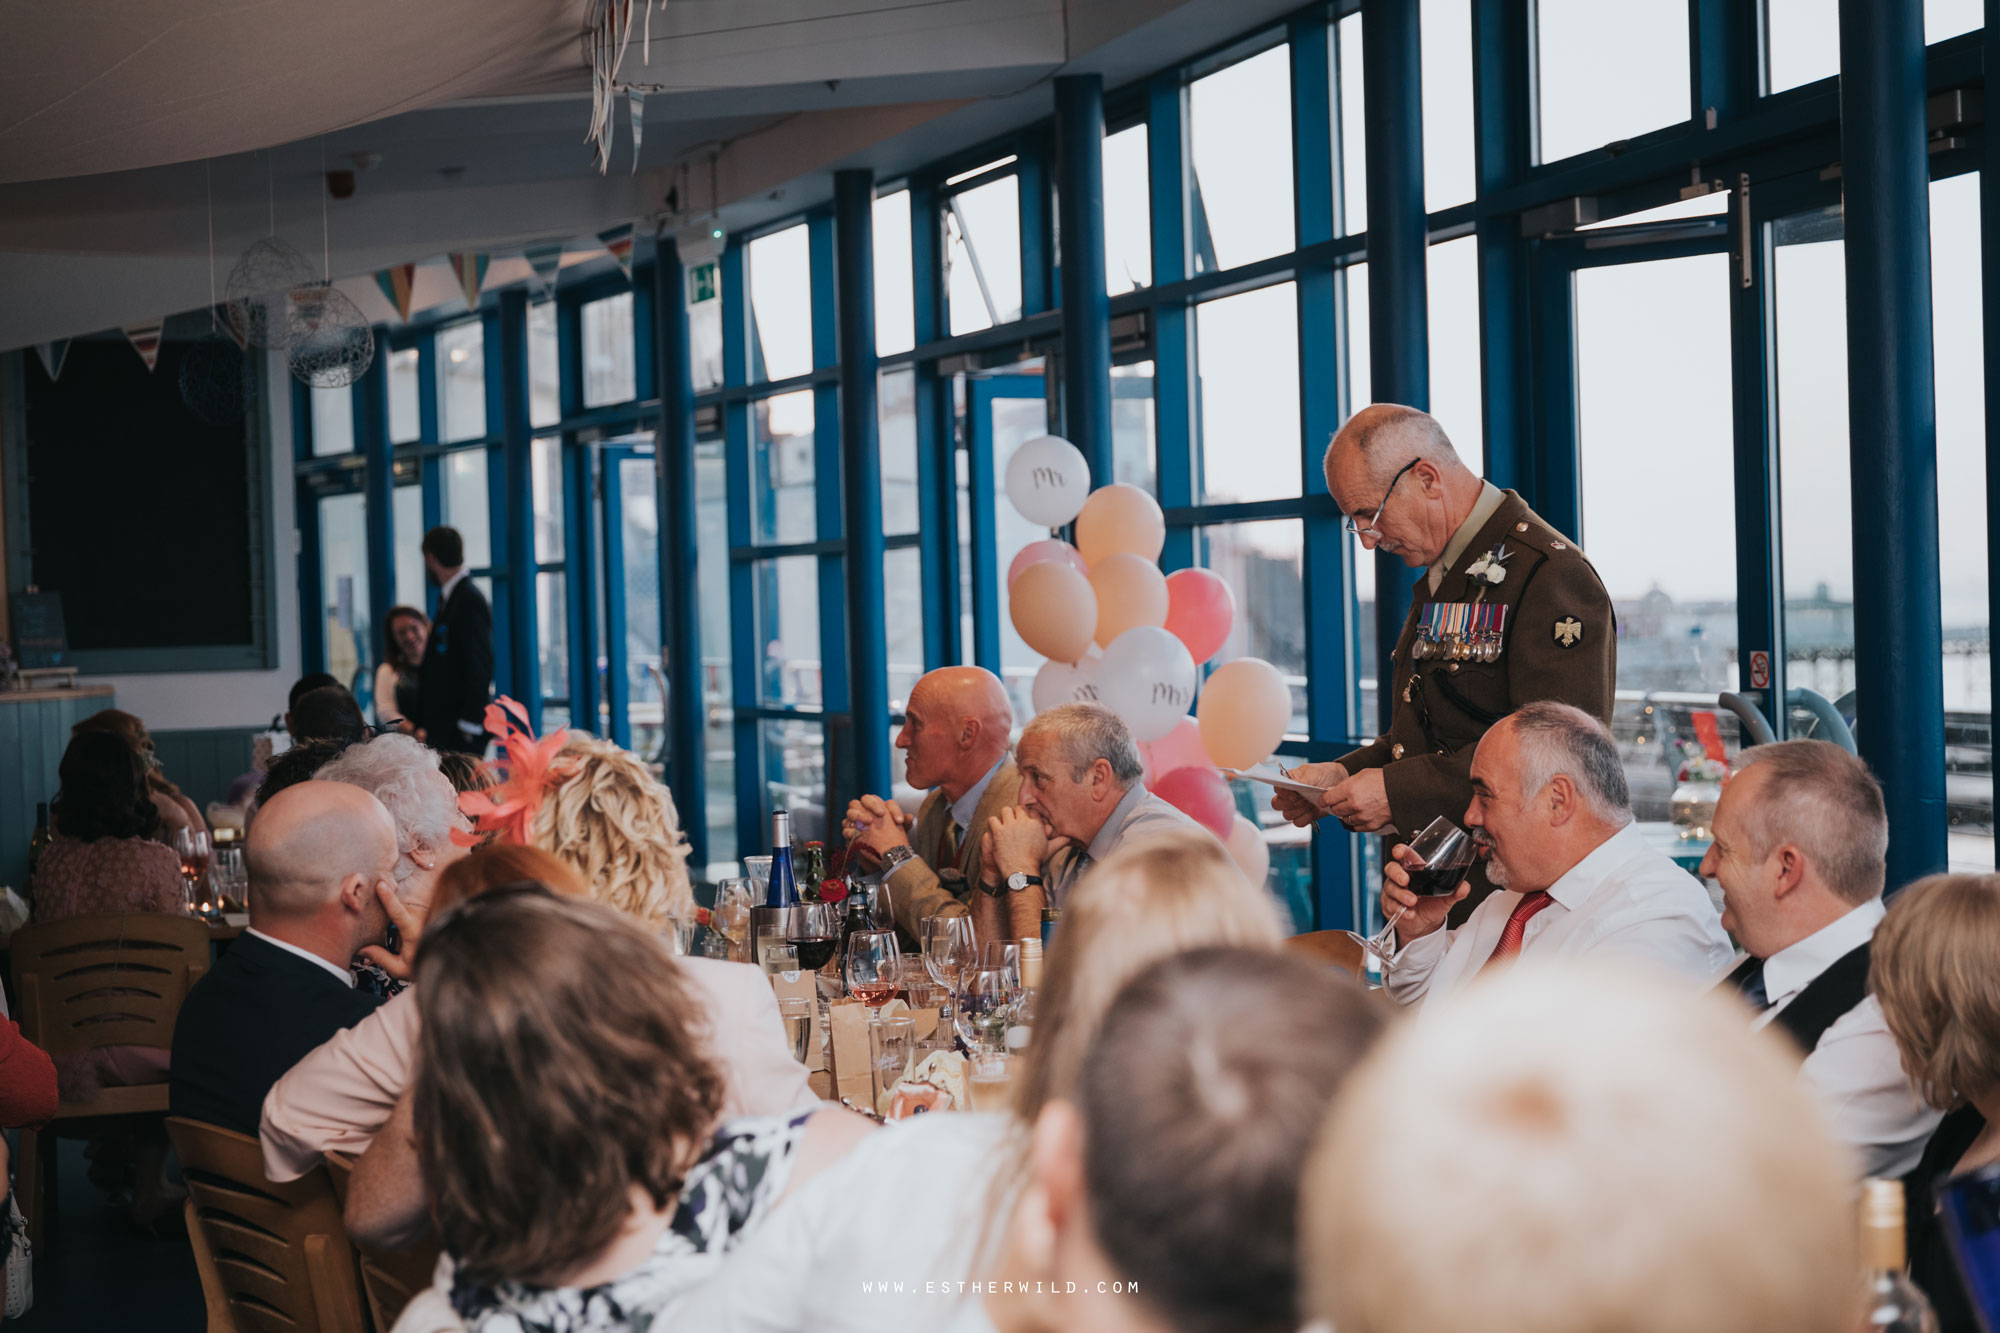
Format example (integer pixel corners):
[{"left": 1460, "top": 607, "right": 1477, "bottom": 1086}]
[
  {"left": 1700, "top": 739, "right": 1939, "bottom": 1177},
  {"left": 1380, "top": 702, "right": 1731, "bottom": 1007}
]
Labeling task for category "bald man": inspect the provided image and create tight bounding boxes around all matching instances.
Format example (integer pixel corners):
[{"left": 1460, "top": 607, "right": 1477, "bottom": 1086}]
[
  {"left": 844, "top": 666, "right": 1021, "bottom": 942},
  {"left": 170, "top": 781, "right": 409, "bottom": 1134},
  {"left": 1277, "top": 405, "right": 1615, "bottom": 921}
]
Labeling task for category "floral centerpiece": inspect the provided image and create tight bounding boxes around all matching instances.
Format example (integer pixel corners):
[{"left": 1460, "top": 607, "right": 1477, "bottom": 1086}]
[{"left": 1670, "top": 741, "right": 1729, "bottom": 841}]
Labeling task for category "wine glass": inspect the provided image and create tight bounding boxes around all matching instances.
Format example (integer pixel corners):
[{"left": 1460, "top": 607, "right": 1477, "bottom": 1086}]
[
  {"left": 845, "top": 929, "right": 902, "bottom": 1023},
  {"left": 776, "top": 997, "right": 814, "bottom": 1065},
  {"left": 786, "top": 903, "right": 843, "bottom": 975},
  {"left": 869, "top": 1014, "right": 916, "bottom": 1112},
  {"left": 742, "top": 855, "right": 773, "bottom": 904},
  {"left": 174, "top": 828, "right": 214, "bottom": 917},
  {"left": 921, "top": 915, "right": 977, "bottom": 991},
  {"left": 867, "top": 878, "right": 895, "bottom": 932},
  {"left": 980, "top": 940, "right": 1022, "bottom": 1001},
  {"left": 1342, "top": 815, "right": 1477, "bottom": 968},
  {"left": 711, "top": 878, "right": 753, "bottom": 960},
  {"left": 956, "top": 966, "right": 1013, "bottom": 1057}
]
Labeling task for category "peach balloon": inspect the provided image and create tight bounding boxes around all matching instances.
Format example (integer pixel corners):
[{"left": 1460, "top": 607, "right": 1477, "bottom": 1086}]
[
  {"left": 1088, "top": 552, "right": 1170, "bottom": 648},
  {"left": 1224, "top": 814, "right": 1271, "bottom": 886},
  {"left": 1074, "top": 483, "right": 1166, "bottom": 566},
  {"left": 1007, "top": 538, "right": 1088, "bottom": 588},
  {"left": 1009, "top": 561, "right": 1098, "bottom": 664},
  {"left": 1163, "top": 568, "right": 1237, "bottom": 665},
  {"left": 1197, "top": 657, "right": 1294, "bottom": 770}
]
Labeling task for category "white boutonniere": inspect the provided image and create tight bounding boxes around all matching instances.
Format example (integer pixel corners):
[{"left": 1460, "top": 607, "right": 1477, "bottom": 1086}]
[{"left": 1465, "top": 543, "right": 1511, "bottom": 586}]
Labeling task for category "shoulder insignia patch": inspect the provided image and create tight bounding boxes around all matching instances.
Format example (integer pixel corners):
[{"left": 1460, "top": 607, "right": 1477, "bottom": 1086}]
[{"left": 1553, "top": 617, "right": 1584, "bottom": 649}]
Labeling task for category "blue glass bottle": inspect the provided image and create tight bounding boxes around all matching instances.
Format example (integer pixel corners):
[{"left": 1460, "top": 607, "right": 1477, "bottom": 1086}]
[{"left": 767, "top": 808, "right": 800, "bottom": 908}]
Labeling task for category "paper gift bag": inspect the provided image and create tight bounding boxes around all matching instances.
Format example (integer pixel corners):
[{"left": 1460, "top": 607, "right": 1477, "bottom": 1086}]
[
  {"left": 767, "top": 970, "right": 824, "bottom": 1073},
  {"left": 828, "top": 1000, "right": 875, "bottom": 1108}
]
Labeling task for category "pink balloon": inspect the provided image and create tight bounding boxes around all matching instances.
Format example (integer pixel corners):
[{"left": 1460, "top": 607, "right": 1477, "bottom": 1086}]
[
  {"left": 1143, "top": 716, "right": 1213, "bottom": 783},
  {"left": 1153, "top": 765, "right": 1236, "bottom": 841},
  {"left": 1163, "top": 569, "right": 1236, "bottom": 665},
  {"left": 1007, "top": 539, "right": 1087, "bottom": 588}
]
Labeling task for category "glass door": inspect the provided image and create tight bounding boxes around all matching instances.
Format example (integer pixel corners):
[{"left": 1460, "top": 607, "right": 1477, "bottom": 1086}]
[{"left": 965, "top": 371, "right": 1049, "bottom": 722}]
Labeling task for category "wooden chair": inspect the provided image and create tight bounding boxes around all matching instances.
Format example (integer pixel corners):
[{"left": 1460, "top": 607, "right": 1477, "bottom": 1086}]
[
  {"left": 1284, "top": 929, "right": 1368, "bottom": 978},
  {"left": 10, "top": 912, "right": 213, "bottom": 1250},
  {"left": 325, "top": 1151, "right": 442, "bottom": 1333},
  {"left": 167, "top": 1117, "right": 368, "bottom": 1333},
  {"left": 186, "top": 1196, "right": 240, "bottom": 1333}
]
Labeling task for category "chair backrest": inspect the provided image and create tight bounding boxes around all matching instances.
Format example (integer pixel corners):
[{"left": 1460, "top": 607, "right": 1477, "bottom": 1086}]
[
  {"left": 324, "top": 1151, "right": 443, "bottom": 1333},
  {"left": 10, "top": 913, "right": 212, "bottom": 1059},
  {"left": 186, "top": 1196, "right": 241, "bottom": 1333},
  {"left": 1284, "top": 929, "right": 1367, "bottom": 978},
  {"left": 167, "top": 1117, "right": 368, "bottom": 1333}
]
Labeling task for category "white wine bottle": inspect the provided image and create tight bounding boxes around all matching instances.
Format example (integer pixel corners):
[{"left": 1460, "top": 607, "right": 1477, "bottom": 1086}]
[{"left": 1862, "top": 1178, "right": 1939, "bottom": 1333}]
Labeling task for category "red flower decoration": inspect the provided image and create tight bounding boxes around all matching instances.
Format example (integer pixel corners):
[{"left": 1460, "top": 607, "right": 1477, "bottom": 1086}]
[
  {"left": 453, "top": 696, "right": 579, "bottom": 847},
  {"left": 694, "top": 906, "right": 713, "bottom": 928},
  {"left": 818, "top": 876, "right": 849, "bottom": 904}
]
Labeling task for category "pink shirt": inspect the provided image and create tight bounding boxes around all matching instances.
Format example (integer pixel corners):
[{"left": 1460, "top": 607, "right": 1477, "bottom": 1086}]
[
  {"left": 31, "top": 834, "right": 183, "bottom": 920},
  {"left": 259, "top": 955, "right": 821, "bottom": 1182}
]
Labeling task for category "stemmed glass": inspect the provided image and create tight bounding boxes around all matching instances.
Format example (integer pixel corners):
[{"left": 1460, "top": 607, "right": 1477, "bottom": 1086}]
[
  {"left": 845, "top": 929, "right": 902, "bottom": 1024},
  {"left": 980, "top": 940, "right": 1022, "bottom": 998},
  {"left": 174, "top": 828, "right": 215, "bottom": 918},
  {"left": 711, "top": 878, "right": 753, "bottom": 960},
  {"left": 1342, "top": 815, "right": 1476, "bottom": 968},
  {"left": 921, "top": 916, "right": 977, "bottom": 991},
  {"left": 956, "top": 966, "right": 1013, "bottom": 1058}
]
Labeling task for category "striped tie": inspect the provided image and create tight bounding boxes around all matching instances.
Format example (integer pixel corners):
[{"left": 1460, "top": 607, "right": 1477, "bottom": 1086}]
[{"left": 1481, "top": 891, "right": 1556, "bottom": 971}]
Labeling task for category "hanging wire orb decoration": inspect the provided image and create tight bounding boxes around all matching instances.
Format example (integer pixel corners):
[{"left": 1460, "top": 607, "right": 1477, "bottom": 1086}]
[
  {"left": 287, "top": 285, "right": 375, "bottom": 388},
  {"left": 225, "top": 236, "right": 320, "bottom": 350},
  {"left": 178, "top": 335, "right": 250, "bottom": 427}
]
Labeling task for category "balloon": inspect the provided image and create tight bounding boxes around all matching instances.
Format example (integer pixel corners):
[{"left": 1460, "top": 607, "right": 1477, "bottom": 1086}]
[
  {"left": 1008, "top": 539, "right": 1087, "bottom": 588},
  {"left": 1004, "top": 435, "right": 1091, "bottom": 526},
  {"left": 1097, "top": 626, "right": 1197, "bottom": 742},
  {"left": 1224, "top": 814, "right": 1271, "bottom": 885},
  {"left": 1197, "top": 658, "right": 1295, "bottom": 770},
  {"left": 1088, "top": 553, "right": 1170, "bottom": 648},
  {"left": 1075, "top": 484, "right": 1165, "bottom": 566},
  {"left": 1154, "top": 765, "right": 1236, "bottom": 840},
  {"left": 1163, "top": 568, "right": 1237, "bottom": 665},
  {"left": 1009, "top": 562, "right": 1098, "bottom": 664},
  {"left": 1140, "top": 716, "right": 1212, "bottom": 786},
  {"left": 1032, "top": 654, "right": 1103, "bottom": 713}
]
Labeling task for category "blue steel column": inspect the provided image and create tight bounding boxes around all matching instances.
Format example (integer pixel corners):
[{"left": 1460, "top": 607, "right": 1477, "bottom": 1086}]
[
  {"left": 910, "top": 177, "right": 960, "bottom": 669},
  {"left": 357, "top": 332, "right": 396, "bottom": 660},
  {"left": 1471, "top": 0, "right": 1530, "bottom": 495},
  {"left": 1148, "top": 70, "right": 1196, "bottom": 575},
  {"left": 835, "top": 169, "right": 892, "bottom": 801},
  {"left": 496, "top": 288, "right": 542, "bottom": 731},
  {"left": 1360, "top": 0, "right": 1428, "bottom": 729},
  {"left": 1839, "top": 0, "right": 1945, "bottom": 887},
  {"left": 655, "top": 238, "right": 709, "bottom": 870},
  {"left": 1055, "top": 75, "right": 1114, "bottom": 488}
]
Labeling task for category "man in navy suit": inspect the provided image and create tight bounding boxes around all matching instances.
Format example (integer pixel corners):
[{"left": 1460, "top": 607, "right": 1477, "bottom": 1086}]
[
  {"left": 170, "top": 782, "right": 406, "bottom": 1135},
  {"left": 415, "top": 525, "right": 493, "bottom": 755}
]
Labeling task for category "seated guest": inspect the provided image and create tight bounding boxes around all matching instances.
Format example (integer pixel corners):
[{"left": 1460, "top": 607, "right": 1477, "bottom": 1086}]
[
  {"left": 1379, "top": 702, "right": 1730, "bottom": 1006},
  {"left": 170, "top": 781, "right": 401, "bottom": 1134},
  {"left": 842, "top": 666, "right": 1020, "bottom": 943},
  {"left": 317, "top": 734, "right": 469, "bottom": 921},
  {"left": 0, "top": 1005, "right": 56, "bottom": 1129},
  {"left": 373, "top": 605, "right": 429, "bottom": 732},
  {"left": 261, "top": 842, "right": 817, "bottom": 1184},
  {"left": 434, "top": 749, "right": 487, "bottom": 795},
  {"left": 1872, "top": 873, "right": 2000, "bottom": 1331},
  {"left": 252, "top": 737, "right": 352, "bottom": 812},
  {"left": 1700, "top": 740, "right": 1937, "bottom": 1177},
  {"left": 965, "top": 948, "right": 1385, "bottom": 1333},
  {"left": 283, "top": 672, "right": 341, "bottom": 735},
  {"left": 1302, "top": 963, "right": 1862, "bottom": 1333},
  {"left": 368, "top": 889, "right": 873, "bottom": 1332},
  {"left": 524, "top": 731, "right": 696, "bottom": 928},
  {"left": 981, "top": 703, "right": 1203, "bottom": 939},
  {"left": 667, "top": 830, "right": 1287, "bottom": 1332},
  {"left": 71, "top": 707, "right": 207, "bottom": 837},
  {"left": 289, "top": 684, "right": 370, "bottom": 747}
]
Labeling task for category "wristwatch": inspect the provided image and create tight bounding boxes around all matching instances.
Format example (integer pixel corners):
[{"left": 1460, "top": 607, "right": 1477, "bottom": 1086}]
[
  {"left": 1006, "top": 872, "right": 1044, "bottom": 894},
  {"left": 879, "top": 844, "right": 918, "bottom": 877}
]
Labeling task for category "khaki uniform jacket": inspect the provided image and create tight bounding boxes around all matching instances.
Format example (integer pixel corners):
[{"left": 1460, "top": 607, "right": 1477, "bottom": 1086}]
[
  {"left": 885, "top": 759, "right": 1024, "bottom": 941},
  {"left": 1340, "top": 490, "right": 1616, "bottom": 910}
]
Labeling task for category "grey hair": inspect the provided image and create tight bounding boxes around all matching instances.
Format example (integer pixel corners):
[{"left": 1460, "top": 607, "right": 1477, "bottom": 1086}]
[
  {"left": 1324, "top": 404, "right": 1465, "bottom": 491},
  {"left": 1732, "top": 741, "right": 1887, "bottom": 906},
  {"left": 1022, "top": 704, "right": 1145, "bottom": 787},
  {"left": 316, "top": 733, "right": 457, "bottom": 883},
  {"left": 1507, "top": 702, "right": 1631, "bottom": 825}
]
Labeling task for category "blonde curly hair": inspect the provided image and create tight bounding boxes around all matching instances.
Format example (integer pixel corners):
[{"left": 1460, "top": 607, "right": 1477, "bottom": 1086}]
[{"left": 527, "top": 734, "right": 694, "bottom": 928}]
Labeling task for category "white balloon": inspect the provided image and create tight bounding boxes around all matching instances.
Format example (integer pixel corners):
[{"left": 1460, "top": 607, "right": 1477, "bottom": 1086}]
[
  {"left": 1097, "top": 626, "right": 1197, "bottom": 743},
  {"left": 1032, "top": 655, "right": 1104, "bottom": 714},
  {"left": 1004, "top": 435, "right": 1092, "bottom": 527}
]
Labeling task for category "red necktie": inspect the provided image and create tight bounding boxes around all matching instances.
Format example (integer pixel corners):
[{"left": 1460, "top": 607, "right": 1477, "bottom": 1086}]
[{"left": 1482, "top": 891, "right": 1556, "bottom": 971}]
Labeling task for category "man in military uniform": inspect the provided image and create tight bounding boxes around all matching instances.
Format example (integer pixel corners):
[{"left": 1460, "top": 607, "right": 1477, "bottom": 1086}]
[{"left": 1275, "top": 404, "right": 1616, "bottom": 916}]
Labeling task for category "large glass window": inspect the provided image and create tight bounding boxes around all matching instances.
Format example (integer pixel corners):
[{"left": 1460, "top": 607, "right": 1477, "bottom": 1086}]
[
  {"left": 755, "top": 556, "right": 822, "bottom": 707},
  {"left": 614, "top": 451, "right": 663, "bottom": 755},
  {"left": 532, "top": 438, "right": 564, "bottom": 565},
  {"left": 1200, "top": 520, "right": 1308, "bottom": 727},
  {"left": 393, "top": 483, "right": 424, "bottom": 609},
  {"left": 1188, "top": 44, "right": 1295, "bottom": 272},
  {"left": 529, "top": 302, "right": 559, "bottom": 428},
  {"left": 1195, "top": 282, "right": 1301, "bottom": 504},
  {"left": 437, "top": 319, "right": 487, "bottom": 442},
  {"left": 749, "top": 225, "right": 814, "bottom": 382},
  {"left": 319, "top": 492, "right": 369, "bottom": 684},
  {"left": 886, "top": 546, "right": 926, "bottom": 706},
  {"left": 1427, "top": 236, "right": 1485, "bottom": 471},
  {"left": 1337, "top": 14, "right": 1368, "bottom": 236},
  {"left": 1767, "top": 0, "right": 1984, "bottom": 93},
  {"left": 1536, "top": 0, "right": 1690, "bottom": 163},
  {"left": 388, "top": 349, "right": 420, "bottom": 444},
  {"left": 690, "top": 259, "right": 725, "bottom": 392},
  {"left": 583, "top": 291, "right": 636, "bottom": 406},
  {"left": 946, "top": 175, "right": 1024, "bottom": 335},
  {"left": 1112, "top": 361, "right": 1157, "bottom": 494},
  {"left": 1422, "top": 0, "right": 1476, "bottom": 212},
  {"left": 1574, "top": 253, "right": 1736, "bottom": 703},
  {"left": 440, "top": 449, "right": 492, "bottom": 568},
  {"left": 753, "top": 389, "right": 816, "bottom": 545},
  {"left": 992, "top": 388, "right": 1055, "bottom": 721},
  {"left": 538, "top": 571, "right": 568, "bottom": 721},
  {"left": 310, "top": 387, "right": 353, "bottom": 456},
  {"left": 880, "top": 368, "right": 919, "bottom": 534},
  {"left": 875, "top": 189, "right": 915, "bottom": 357},
  {"left": 1104, "top": 125, "right": 1152, "bottom": 294},
  {"left": 696, "top": 437, "right": 735, "bottom": 867}
]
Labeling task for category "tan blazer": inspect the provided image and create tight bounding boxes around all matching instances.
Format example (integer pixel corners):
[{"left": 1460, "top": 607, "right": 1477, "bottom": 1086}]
[{"left": 885, "top": 758, "right": 1023, "bottom": 941}]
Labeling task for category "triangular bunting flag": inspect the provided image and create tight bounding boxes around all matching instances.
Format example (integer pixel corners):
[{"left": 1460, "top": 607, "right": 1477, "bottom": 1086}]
[
  {"left": 33, "top": 339, "right": 69, "bottom": 382},
  {"left": 375, "top": 264, "right": 417, "bottom": 322},
  {"left": 123, "top": 320, "right": 164, "bottom": 372},
  {"left": 524, "top": 242, "right": 564, "bottom": 295},
  {"left": 598, "top": 223, "right": 635, "bottom": 283},
  {"left": 627, "top": 88, "right": 646, "bottom": 175},
  {"left": 450, "top": 253, "right": 490, "bottom": 313}
]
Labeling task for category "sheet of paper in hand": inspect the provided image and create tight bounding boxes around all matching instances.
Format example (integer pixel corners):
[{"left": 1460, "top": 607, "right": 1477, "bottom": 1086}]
[{"left": 1225, "top": 763, "right": 1332, "bottom": 795}]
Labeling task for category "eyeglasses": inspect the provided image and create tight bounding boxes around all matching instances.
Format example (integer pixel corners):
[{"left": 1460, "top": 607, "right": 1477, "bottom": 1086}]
[{"left": 1342, "top": 458, "right": 1420, "bottom": 536}]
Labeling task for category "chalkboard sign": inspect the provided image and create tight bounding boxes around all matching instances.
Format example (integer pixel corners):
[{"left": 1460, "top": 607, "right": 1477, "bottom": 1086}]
[{"left": 11, "top": 591, "right": 67, "bottom": 668}]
